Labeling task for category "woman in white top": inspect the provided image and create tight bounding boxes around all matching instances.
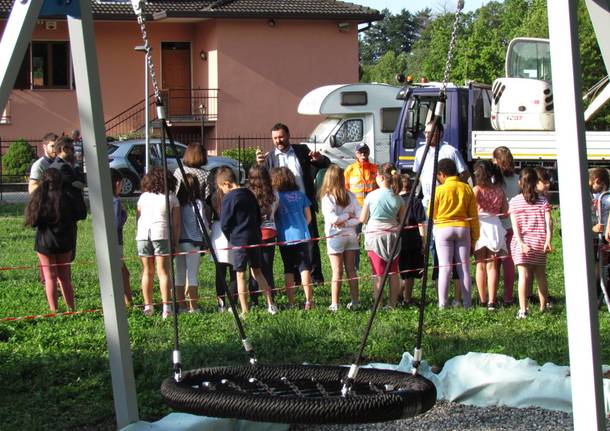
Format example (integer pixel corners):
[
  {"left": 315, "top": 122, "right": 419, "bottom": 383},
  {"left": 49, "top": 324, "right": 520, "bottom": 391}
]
[
  {"left": 320, "top": 165, "right": 361, "bottom": 311},
  {"left": 136, "top": 168, "right": 181, "bottom": 318}
]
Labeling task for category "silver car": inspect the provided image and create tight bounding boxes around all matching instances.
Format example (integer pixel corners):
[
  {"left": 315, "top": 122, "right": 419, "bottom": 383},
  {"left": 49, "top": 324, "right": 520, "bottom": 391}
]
[{"left": 108, "top": 139, "right": 245, "bottom": 196}]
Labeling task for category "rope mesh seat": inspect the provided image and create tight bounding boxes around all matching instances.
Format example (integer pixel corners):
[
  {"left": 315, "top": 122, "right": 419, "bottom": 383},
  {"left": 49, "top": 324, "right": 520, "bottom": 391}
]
[{"left": 161, "top": 365, "right": 436, "bottom": 424}]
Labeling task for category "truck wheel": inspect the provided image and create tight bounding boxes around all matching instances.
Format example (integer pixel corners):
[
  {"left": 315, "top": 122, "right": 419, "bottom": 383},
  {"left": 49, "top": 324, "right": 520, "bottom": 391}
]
[{"left": 119, "top": 171, "right": 139, "bottom": 197}]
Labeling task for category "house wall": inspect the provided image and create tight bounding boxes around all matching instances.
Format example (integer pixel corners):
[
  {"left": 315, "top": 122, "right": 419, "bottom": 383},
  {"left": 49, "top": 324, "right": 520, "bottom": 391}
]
[
  {"left": 0, "top": 17, "right": 359, "bottom": 154},
  {"left": 0, "top": 20, "right": 197, "bottom": 142},
  {"left": 213, "top": 19, "right": 359, "bottom": 151}
]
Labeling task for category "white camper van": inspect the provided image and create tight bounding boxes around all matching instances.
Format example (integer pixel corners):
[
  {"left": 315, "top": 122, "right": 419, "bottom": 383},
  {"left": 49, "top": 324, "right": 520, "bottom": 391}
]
[{"left": 298, "top": 83, "right": 403, "bottom": 168}]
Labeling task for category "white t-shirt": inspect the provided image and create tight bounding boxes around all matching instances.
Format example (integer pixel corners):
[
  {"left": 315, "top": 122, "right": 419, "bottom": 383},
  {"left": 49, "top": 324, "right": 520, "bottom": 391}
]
[
  {"left": 29, "top": 156, "right": 53, "bottom": 182},
  {"left": 413, "top": 142, "right": 468, "bottom": 209},
  {"left": 136, "top": 192, "right": 180, "bottom": 241},
  {"left": 275, "top": 146, "right": 305, "bottom": 195},
  {"left": 321, "top": 191, "right": 361, "bottom": 237}
]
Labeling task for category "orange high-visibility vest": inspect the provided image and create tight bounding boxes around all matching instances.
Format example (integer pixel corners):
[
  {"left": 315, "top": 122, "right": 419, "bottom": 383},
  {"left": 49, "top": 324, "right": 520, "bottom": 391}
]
[{"left": 344, "top": 160, "right": 378, "bottom": 206}]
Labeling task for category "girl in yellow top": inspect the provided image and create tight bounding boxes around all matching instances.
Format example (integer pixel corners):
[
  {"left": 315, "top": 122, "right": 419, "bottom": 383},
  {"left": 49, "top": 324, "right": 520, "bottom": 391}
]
[{"left": 432, "top": 158, "right": 479, "bottom": 309}]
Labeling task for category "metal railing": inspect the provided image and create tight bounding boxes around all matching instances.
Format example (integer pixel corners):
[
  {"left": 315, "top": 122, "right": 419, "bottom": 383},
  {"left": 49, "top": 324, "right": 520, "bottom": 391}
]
[{"left": 104, "top": 88, "right": 218, "bottom": 139}]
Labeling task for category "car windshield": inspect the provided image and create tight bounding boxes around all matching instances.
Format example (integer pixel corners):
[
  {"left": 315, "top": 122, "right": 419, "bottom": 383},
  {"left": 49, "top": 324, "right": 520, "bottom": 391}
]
[
  {"left": 107, "top": 144, "right": 119, "bottom": 155},
  {"left": 304, "top": 118, "right": 340, "bottom": 143}
]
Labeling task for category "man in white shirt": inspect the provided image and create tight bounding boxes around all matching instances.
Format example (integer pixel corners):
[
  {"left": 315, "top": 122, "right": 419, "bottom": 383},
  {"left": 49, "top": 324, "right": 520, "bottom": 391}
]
[
  {"left": 256, "top": 123, "right": 330, "bottom": 283},
  {"left": 28, "top": 132, "right": 58, "bottom": 194},
  {"left": 413, "top": 120, "right": 470, "bottom": 210}
]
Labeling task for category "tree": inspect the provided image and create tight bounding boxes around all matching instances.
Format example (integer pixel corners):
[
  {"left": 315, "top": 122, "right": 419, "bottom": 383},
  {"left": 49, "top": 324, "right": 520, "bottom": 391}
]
[
  {"left": 2, "top": 139, "right": 35, "bottom": 181},
  {"left": 359, "top": 9, "right": 421, "bottom": 64},
  {"left": 454, "top": 2, "right": 506, "bottom": 83},
  {"left": 408, "top": 11, "right": 472, "bottom": 82},
  {"left": 360, "top": 51, "right": 409, "bottom": 84}
]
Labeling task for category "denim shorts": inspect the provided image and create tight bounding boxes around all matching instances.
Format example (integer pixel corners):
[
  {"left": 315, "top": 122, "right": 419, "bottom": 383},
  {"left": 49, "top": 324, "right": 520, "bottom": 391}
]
[{"left": 137, "top": 239, "right": 171, "bottom": 257}]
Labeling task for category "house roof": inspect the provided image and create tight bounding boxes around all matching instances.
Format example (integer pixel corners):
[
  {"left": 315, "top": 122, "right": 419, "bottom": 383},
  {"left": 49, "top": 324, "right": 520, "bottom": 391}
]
[{"left": 0, "top": 0, "right": 383, "bottom": 22}]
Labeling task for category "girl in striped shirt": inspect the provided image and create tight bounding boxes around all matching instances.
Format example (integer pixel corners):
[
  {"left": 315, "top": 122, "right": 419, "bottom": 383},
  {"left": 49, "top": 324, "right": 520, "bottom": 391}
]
[{"left": 509, "top": 168, "right": 553, "bottom": 319}]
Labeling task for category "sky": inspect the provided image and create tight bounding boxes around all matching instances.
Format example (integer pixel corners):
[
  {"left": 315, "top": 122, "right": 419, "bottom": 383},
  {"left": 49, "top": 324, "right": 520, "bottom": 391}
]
[{"left": 349, "top": 0, "right": 491, "bottom": 14}]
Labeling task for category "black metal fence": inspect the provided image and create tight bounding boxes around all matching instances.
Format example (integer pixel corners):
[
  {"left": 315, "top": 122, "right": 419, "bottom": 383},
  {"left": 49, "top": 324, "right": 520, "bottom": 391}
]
[{"left": 0, "top": 133, "right": 310, "bottom": 190}]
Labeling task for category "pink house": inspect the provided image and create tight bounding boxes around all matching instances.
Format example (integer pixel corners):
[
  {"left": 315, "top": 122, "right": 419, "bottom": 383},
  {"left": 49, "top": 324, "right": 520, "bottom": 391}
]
[{"left": 0, "top": 0, "right": 381, "bottom": 153}]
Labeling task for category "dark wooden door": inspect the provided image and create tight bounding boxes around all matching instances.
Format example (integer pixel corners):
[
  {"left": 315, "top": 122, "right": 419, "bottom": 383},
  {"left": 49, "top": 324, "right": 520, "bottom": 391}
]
[{"left": 161, "top": 42, "right": 191, "bottom": 116}]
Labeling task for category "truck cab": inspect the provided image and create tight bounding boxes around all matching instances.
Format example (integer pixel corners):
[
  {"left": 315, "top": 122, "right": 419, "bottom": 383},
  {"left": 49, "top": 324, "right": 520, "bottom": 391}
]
[
  {"left": 391, "top": 82, "right": 493, "bottom": 173},
  {"left": 298, "top": 84, "right": 402, "bottom": 168}
]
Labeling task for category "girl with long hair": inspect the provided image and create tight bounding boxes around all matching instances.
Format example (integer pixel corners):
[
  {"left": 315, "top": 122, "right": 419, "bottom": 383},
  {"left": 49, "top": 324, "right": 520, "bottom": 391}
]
[
  {"left": 492, "top": 146, "right": 520, "bottom": 305},
  {"left": 247, "top": 164, "right": 279, "bottom": 311},
  {"left": 175, "top": 173, "right": 205, "bottom": 313},
  {"left": 320, "top": 165, "right": 361, "bottom": 311},
  {"left": 136, "top": 167, "right": 181, "bottom": 318},
  {"left": 271, "top": 166, "right": 314, "bottom": 309},
  {"left": 472, "top": 160, "right": 508, "bottom": 310},
  {"left": 24, "top": 168, "right": 87, "bottom": 312},
  {"left": 360, "top": 163, "right": 405, "bottom": 308},
  {"left": 509, "top": 167, "right": 552, "bottom": 319}
]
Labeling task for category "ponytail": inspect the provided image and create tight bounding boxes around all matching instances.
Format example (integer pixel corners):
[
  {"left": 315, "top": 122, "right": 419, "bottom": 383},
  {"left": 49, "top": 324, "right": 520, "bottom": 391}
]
[{"left": 379, "top": 163, "right": 401, "bottom": 194}]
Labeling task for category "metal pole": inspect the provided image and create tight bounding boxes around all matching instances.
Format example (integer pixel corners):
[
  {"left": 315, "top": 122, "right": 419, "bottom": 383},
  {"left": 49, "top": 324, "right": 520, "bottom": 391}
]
[
  {"left": 135, "top": 45, "right": 150, "bottom": 173},
  {"left": 547, "top": 1, "right": 605, "bottom": 429},
  {"left": 199, "top": 102, "right": 205, "bottom": 149},
  {"left": 70, "top": 3, "right": 139, "bottom": 427},
  {"left": 144, "top": 54, "right": 150, "bottom": 173}
]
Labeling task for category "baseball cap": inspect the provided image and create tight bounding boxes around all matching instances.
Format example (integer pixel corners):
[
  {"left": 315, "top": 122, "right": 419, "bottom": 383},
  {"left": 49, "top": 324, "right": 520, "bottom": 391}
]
[{"left": 355, "top": 143, "right": 370, "bottom": 154}]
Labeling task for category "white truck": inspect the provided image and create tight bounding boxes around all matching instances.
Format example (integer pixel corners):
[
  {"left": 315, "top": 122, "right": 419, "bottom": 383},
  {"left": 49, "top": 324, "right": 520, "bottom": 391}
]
[
  {"left": 393, "top": 0, "right": 610, "bottom": 178},
  {"left": 298, "top": 83, "right": 403, "bottom": 168}
]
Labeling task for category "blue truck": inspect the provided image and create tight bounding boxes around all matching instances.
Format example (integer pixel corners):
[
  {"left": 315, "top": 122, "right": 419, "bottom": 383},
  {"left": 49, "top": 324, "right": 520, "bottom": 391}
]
[
  {"left": 391, "top": 82, "right": 494, "bottom": 174},
  {"left": 390, "top": 80, "right": 610, "bottom": 177}
]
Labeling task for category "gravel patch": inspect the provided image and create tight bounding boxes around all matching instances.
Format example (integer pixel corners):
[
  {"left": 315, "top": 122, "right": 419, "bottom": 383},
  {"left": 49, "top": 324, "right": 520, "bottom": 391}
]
[{"left": 290, "top": 400, "right": 610, "bottom": 430}]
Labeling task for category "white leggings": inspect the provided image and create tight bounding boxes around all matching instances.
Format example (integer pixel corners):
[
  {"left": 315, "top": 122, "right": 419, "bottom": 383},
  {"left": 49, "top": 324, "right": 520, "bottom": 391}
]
[{"left": 174, "top": 242, "right": 202, "bottom": 286}]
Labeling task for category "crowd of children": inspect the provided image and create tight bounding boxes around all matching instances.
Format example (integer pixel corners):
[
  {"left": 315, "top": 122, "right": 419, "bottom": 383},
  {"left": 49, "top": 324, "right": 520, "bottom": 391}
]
[
  {"left": 119, "top": 142, "right": 565, "bottom": 320},
  {"left": 28, "top": 134, "right": 580, "bottom": 321}
]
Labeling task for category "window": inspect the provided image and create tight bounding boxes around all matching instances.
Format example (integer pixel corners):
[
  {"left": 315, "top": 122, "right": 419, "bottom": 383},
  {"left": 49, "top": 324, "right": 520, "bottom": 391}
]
[
  {"left": 14, "top": 41, "right": 71, "bottom": 89},
  {"left": 380, "top": 108, "right": 401, "bottom": 133},
  {"left": 341, "top": 91, "right": 367, "bottom": 106},
  {"left": 402, "top": 96, "right": 445, "bottom": 149},
  {"left": 334, "top": 119, "right": 363, "bottom": 147},
  {"left": 164, "top": 144, "right": 186, "bottom": 159}
]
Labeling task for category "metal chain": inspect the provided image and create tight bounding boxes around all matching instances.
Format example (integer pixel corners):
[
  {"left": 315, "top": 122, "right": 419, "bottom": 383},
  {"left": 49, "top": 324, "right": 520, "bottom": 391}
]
[
  {"left": 441, "top": 0, "right": 465, "bottom": 93},
  {"left": 131, "top": 0, "right": 162, "bottom": 102}
]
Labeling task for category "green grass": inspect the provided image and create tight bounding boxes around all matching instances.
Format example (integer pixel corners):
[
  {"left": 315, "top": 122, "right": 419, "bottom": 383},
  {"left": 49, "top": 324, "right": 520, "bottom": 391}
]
[{"left": 0, "top": 203, "right": 608, "bottom": 429}]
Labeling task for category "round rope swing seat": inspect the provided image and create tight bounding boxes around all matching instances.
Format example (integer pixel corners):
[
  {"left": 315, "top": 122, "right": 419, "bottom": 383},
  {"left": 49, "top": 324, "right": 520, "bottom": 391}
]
[{"left": 161, "top": 364, "right": 436, "bottom": 424}]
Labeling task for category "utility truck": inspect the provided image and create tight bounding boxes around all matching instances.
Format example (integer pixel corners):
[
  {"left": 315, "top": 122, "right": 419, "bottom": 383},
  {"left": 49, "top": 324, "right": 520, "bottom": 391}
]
[
  {"left": 298, "top": 83, "right": 402, "bottom": 168},
  {"left": 391, "top": 0, "right": 610, "bottom": 178}
]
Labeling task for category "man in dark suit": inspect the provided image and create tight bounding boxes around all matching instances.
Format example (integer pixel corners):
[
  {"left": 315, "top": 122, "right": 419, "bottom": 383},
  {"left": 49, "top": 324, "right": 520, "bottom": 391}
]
[{"left": 257, "top": 123, "right": 330, "bottom": 284}]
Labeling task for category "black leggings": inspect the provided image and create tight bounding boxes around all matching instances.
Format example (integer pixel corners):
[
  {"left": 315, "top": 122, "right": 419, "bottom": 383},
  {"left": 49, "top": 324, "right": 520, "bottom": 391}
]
[
  {"left": 248, "top": 238, "right": 276, "bottom": 304},
  {"left": 215, "top": 262, "right": 237, "bottom": 306}
]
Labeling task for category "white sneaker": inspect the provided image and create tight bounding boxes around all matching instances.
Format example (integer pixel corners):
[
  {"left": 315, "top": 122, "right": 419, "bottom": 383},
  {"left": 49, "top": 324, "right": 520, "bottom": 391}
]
[
  {"left": 346, "top": 301, "right": 360, "bottom": 310},
  {"left": 328, "top": 304, "right": 338, "bottom": 312},
  {"left": 267, "top": 304, "right": 279, "bottom": 315}
]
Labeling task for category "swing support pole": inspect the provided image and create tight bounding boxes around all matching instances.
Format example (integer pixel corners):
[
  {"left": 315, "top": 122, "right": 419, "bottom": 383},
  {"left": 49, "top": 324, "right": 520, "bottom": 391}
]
[
  {"left": 548, "top": 1, "right": 605, "bottom": 429},
  {"left": 0, "top": 0, "right": 139, "bottom": 427}
]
